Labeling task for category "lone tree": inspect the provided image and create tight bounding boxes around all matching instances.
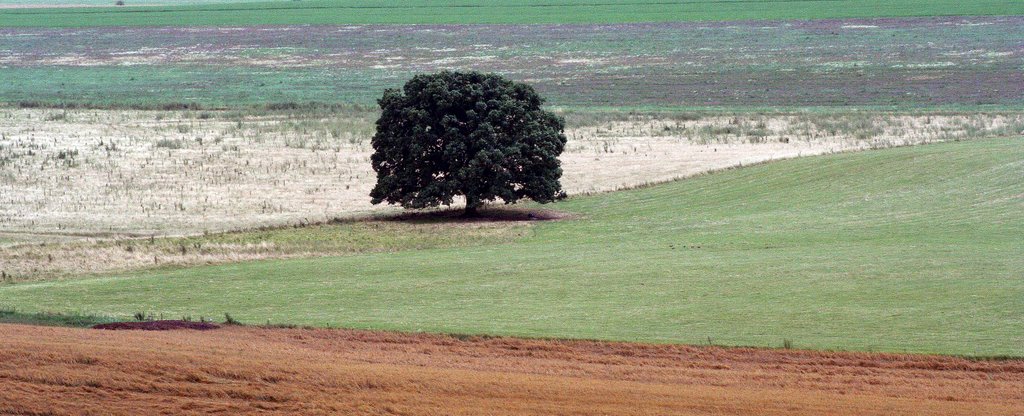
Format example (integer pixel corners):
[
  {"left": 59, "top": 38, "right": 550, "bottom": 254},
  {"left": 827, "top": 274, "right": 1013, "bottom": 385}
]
[{"left": 369, "top": 71, "right": 567, "bottom": 216}]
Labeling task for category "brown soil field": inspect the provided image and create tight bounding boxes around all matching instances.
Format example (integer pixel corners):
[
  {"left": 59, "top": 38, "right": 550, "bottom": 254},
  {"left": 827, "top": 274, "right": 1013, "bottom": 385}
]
[{"left": 1, "top": 323, "right": 1021, "bottom": 415}]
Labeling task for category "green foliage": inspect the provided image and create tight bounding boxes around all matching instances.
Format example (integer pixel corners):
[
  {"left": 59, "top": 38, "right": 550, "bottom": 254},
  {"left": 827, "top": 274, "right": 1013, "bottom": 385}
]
[
  {"left": 370, "top": 71, "right": 567, "bottom": 214},
  {"left": 2, "top": 0, "right": 1022, "bottom": 27},
  {"left": 2, "top": 139, "right": 1022, "bottom": 355}
]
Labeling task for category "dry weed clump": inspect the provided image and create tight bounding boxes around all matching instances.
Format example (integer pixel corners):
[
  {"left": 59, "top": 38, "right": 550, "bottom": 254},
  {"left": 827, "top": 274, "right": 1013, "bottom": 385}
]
[
  {"left": 3, "top": 108, "right": 1020, "bottom": 242},
  {"left": 0, "top": 323, "right": 1021, "bottom": 415}
]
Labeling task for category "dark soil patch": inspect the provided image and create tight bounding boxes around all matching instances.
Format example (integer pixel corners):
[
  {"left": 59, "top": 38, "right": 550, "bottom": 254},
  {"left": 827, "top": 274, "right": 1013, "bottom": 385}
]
[{"left": 92, "top": 320, "right": 220, "bottom": 331}]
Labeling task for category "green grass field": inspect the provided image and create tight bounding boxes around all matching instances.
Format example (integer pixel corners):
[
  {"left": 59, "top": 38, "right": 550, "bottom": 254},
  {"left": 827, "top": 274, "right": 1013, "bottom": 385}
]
[
  {"left": 3, "top": 0, "right": 1022, "bottom": 27},
  {"left": 3, "top": 0, "right": 245, "bottom": 5},
  {"left": 0, "top": 308, "right": 116, "bottom": 328},
  {"left": 2, "top": 138, "right": 1021, "bottom": 356}
]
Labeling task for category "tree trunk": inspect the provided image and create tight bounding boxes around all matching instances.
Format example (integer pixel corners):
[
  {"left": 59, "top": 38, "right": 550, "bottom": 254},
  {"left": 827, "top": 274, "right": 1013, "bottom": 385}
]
[{"left": 464, "top": 195, "right": 481, "bottom": 217}]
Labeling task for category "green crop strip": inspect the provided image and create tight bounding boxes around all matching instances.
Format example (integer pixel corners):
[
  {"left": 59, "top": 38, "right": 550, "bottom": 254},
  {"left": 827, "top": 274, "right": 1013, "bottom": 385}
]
[{"left": 2, "top": 0, "right": 1023, "bottom": 27}]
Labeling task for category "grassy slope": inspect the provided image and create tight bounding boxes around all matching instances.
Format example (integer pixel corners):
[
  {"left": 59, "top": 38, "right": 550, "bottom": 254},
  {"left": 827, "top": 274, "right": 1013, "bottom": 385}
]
[
  {"left": 0, "top": 308, "right": 116, "bottom": 327},
  {"left": 3, "top": 216, "right": 531, "bottom": 281},
  {"left": 0, "top": 139, "right": 1019, "bottom": 354},
  {"left": 2, "top": 0, "right": 1022, "bottom": 27},
  {"left": 2, "top": 138, "right": 1022, "bottom": 355},
  {"left": 3, "top": 0, "right": 247, "bottom": 5}
]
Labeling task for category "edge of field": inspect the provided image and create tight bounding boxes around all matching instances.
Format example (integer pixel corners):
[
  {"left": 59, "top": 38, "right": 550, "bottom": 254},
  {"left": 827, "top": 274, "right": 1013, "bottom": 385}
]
[
  {"left": 2, "top": 0, "right": 1024, "bottom": 27},
  {"left": 1, "top": 311, "right": 1021, "bottom": 360}
]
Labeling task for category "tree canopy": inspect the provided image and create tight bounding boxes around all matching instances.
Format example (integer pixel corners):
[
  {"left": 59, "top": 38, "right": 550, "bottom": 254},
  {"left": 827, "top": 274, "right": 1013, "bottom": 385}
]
[{"left": 369, "top": 71, "right": 567, "bottom": 215}]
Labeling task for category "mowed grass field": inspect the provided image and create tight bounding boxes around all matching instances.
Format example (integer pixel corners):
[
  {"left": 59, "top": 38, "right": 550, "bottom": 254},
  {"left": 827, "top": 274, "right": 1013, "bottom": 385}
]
[
  {"left": 3, "top": 0, "right": 247, "bottom": 5},
  {"left": 2, "top": 0, "right": 1023, "bottom": 27},
  {"left": 2, "top": 138, "right": 1021, "bottom": 356}
]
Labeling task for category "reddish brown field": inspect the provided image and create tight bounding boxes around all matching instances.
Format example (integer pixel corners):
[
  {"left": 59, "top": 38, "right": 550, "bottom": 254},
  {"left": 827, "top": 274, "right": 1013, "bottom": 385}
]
[{"left": 1, "top": 324, "right": 1022, "bottom": 415}]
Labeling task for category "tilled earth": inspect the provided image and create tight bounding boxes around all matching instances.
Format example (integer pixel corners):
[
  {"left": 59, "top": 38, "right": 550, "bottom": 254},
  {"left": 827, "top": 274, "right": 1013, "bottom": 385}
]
[{"left": 1, "top": 323, "right": 1021, "bottom": 415}]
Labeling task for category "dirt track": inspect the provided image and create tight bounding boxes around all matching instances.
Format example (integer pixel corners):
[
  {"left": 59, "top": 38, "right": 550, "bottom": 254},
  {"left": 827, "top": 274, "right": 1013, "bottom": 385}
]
[{"left": 1, "top": 324, "right": 1021, "bottom": 415}]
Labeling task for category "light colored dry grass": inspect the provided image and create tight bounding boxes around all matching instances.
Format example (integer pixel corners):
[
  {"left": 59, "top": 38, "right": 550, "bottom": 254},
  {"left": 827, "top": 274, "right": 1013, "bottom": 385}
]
[
  {"left": 2, "top": 109, "right": 1021, "bottom": 240},
  {"left": 0, "top": 212, "right": 538, "bottom": 282},
  {"left": 1, "top": 323, "right": 1021, "bottom": 415}
]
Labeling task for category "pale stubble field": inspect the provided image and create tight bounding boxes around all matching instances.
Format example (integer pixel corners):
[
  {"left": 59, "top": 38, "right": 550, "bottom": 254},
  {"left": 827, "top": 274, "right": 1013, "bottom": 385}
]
[
  {"left": 2, "top": 108, "right": 1022, "bottom": 279},
  {"left": 4, "top": 109, "right": 1021, "bottom": 238}
]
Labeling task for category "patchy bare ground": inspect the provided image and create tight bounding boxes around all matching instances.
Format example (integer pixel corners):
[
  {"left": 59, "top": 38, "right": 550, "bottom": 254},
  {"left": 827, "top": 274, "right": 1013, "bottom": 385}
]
[
  {"left": 0, "top": 209, "right": 537, "bottom": 282},
  {"left": 3, "top": 109, "right": 1020, "bottom": 242},
  {"left": 0, "top": 323, "right": 1021, "bottom": 415}
]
